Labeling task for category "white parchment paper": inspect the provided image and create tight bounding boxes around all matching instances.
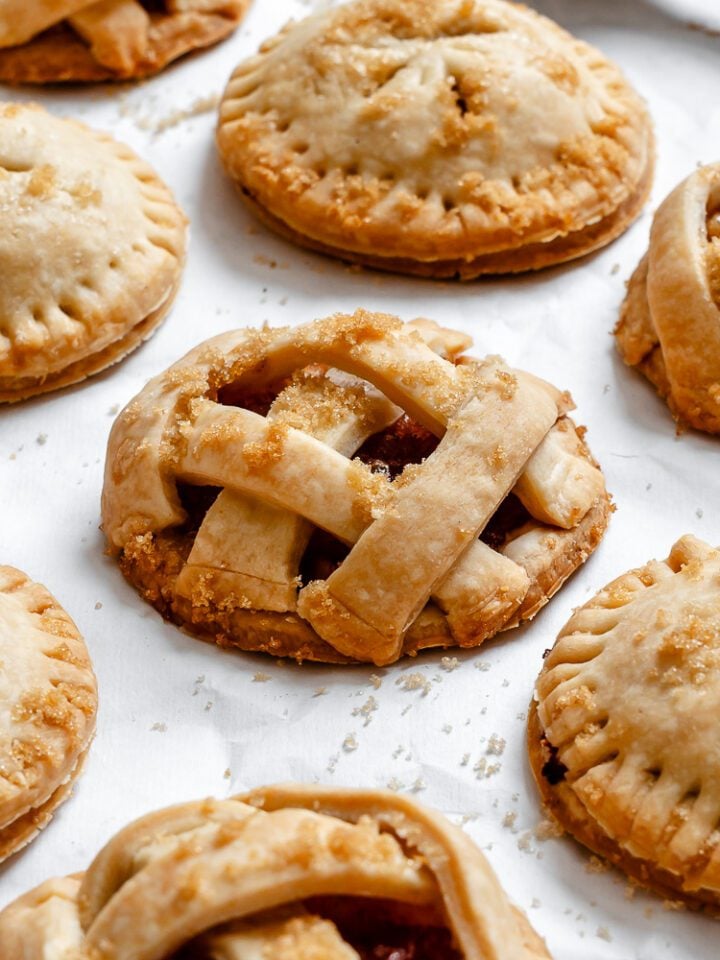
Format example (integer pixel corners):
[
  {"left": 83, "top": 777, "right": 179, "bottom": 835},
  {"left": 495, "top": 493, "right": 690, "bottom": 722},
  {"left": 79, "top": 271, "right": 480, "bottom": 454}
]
[{"left": 1, "top": 1, "right": 719, "bottom": 957}]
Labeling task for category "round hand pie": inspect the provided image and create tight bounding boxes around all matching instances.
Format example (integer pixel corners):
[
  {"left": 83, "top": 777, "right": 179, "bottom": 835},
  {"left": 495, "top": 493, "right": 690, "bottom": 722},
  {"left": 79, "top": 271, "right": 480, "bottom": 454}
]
[
  {"left": 529, "top": 536, "right": 720, "bottom": 909},
  {"left": 102, "top": 310, "right": 610, "bottom": 666},
  {"left": 615, "top": 162, "right": 720, "bottom": 433},
  {"left": 0, "top": 103, "right": 187, "bottom": 403},
  {"left": 0, "top": 566, "right": 97, "bottom": 862},
  {"left": 0, "top": 1, "right": 251, "bottom": 83},
  {"left": 0, "top": 784, "right": 552, "bottom": 959},
  {"left": 217, "top": 0, "right": 654, "bottom": 278}
]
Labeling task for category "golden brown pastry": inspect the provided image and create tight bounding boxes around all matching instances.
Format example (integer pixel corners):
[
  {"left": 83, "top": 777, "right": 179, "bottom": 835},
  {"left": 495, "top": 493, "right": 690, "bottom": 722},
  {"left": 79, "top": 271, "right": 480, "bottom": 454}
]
[
  {"left": 0, "top": 785, "right": 552, "bottom": 959},
  {"left": 101, "top": 310, "right": 610, "bottom": 666},
  {"left": 0, "top": 565, "right": 97, "bottom": 861},
  {"left": 529, "top": 536, "right": 720, "bottom": 910},
  {"left": 0, "top": 103, "right": 187, "bottom": 403},
  {"left": 0, "top": 0, "right": 251, "bottom": 83},
  {"left": 216, "top": 0, "right": 653, "bottom": 279},
  {"left": 616, "top": 162, "right": 720, "bottom": 433}
]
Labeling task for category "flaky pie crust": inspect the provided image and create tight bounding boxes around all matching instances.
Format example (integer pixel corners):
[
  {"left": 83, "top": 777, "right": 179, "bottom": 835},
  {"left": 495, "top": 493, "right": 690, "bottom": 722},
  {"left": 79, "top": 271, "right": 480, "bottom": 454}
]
[
  {"left": 529, "top": 535, "right": 720, "bottom": 909},
  {"left": 0, "top": 0, "right": 251, "bottom": 83},
  {"left": 217, "top": 0, "right": 653, "bottom": 278},
  {"left": 616, "top": 162, "right": 720, "bottom": 434},
  {"left": 0, "top": 566, "right": 97, "bottom": 862},
  {"left": 0, "top": 102, "right": 187, "bottom": 403},
  {"left": 0, "top": 785, "right": 551, "bottom": 959}
]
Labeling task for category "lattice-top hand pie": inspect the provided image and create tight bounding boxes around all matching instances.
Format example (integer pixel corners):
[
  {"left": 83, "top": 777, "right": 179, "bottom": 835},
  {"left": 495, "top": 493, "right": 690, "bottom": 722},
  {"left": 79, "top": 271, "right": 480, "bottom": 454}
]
[
  {"left": 616, "top": 163, "right": 720, "bottom": 434},
  {"left": 529, "top": 536, "right": 720, "bottom": 909},
  {"left": 0, "top": 0, "right": 251, "bottom": 83},
  {"left": 0, "top": 784, "right": 552, "bottom": 959},
  {"left": 0, "top": 566, "right": 97, "bottom": 863},
  {"left": 102, "top": 311, "right": 610, "bottom": 666},
  {"left": 0, "top": 103, "right": 187, "bottom": 403},
  {"left": 217, "top": 0, "right": 654, "bottom": 279}
]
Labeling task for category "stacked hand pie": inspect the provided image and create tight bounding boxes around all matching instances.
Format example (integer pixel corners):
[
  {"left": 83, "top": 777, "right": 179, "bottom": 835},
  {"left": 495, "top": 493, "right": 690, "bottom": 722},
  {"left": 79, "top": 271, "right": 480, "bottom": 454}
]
[
  {"left": 0, "top": 566, "right": 97, "bottom": 862},
  {"left": 101, "top": 311, "right": 610, "bottom": 665},
  {"left": 0, "top": 785, "right": 551, "bottom": 959},
  {"left": 0, "top": 0, "right": 251, "bottom": 83},
  {"left": 0, "top": 102, "right": 187, "bottom": 403},
  {"left": 218, "top": 0, "right": 653, "bottom": 277}
]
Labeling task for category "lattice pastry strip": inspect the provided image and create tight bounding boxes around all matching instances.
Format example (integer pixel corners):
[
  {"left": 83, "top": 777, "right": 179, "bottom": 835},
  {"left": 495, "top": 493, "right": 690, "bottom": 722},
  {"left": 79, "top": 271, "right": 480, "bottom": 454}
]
[
  {"left": 529, "top": 535, "right": 720, "bottom": 908},
  {"left": 616, "top": 162, "right": 720, "bottom": 433},
  {"left": 0, "top": 0, "right": 249, "bottom": 82},
  {"left": 0, "top": 785, "right": 552, "bottom": 959},
  {"left": 102, "top": 311, "right": 610, "bottom": 664}
]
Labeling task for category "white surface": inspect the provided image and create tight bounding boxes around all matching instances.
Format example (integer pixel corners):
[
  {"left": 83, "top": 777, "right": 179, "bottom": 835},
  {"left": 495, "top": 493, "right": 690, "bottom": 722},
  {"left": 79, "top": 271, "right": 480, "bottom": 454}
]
[{"left": 1, "top": 1, "right": 719, "bottom": 957}]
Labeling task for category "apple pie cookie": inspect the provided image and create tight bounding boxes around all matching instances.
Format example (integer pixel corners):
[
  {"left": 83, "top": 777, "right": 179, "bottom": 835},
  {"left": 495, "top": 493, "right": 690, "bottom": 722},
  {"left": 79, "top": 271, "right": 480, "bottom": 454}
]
[
  {"left": 0, "top": 103, "right": 187, "bottom": 404},
  {"left": 616, "top": 163, "right": 720, "bottom": 434},
  {"left": 217, "top": 0, "right": 654, "bottom": 279},
  {"left": 0, "top": 784, "right": 552, "bottom": 958},
  {"left": 102, "top": 311, "right": 610, "bottom": 666},
  {"left": 529, "top": 536, "right": 720, "bottom": 909},
  {"left": 0, "top": 1, "right": 251, "bottom": 84},
  {"left": 0, "top": 566, "right": 97, "bottom": 862}
]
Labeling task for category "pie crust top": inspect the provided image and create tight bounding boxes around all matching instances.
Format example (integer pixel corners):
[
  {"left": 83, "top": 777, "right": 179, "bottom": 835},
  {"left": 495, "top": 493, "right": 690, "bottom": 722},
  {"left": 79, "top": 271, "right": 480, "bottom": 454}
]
[
  {"left": 0, "top": 102, "right": 187, "bottom": 402},
  {"left": 530, "top": 535, "right": 720, "bottom": 908},
  {"left": 217, "top": 0, "right": 654, "bottom": 277},
  {"left": 615, "top": 162, "right": 720, "bottom": 434},
  {"left": 0, "top": 565, "right": 97, "bottom": 862},
  {"left": 0, "top": 1, "right": 251, "bottom": 83},
  {"left": 101, "top": 310, "right": 610, "bottom": 666},
  {"left": 0, "top": 784, "right": 551, "bottom": 959}
]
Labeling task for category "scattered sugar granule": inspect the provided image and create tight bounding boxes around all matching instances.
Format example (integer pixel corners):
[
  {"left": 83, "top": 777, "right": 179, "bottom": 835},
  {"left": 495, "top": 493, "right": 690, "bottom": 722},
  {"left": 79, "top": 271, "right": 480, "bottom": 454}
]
[
  {"left": 387, "top": 777, "right": 403, "bottom": 792},
  {"left": 401, "top": 704, "right": 412, "bottom": 716},
  {"left": 696, "top": 508, "right": 704, "bottom": 519},
  {"left": 343, "top": 733, "right": 358, "bottom": 753},
  {"left": 610, "top": 263, "right": 620, "bottom": 275},
  {"left": 410, "top": 778, "right": 426, "bottom": 793},
  {"left": 253, "top": 672, "right": 271, "bottom": 683},
  {"left": 107, "top": 404, "right": 119, "bottom": 416},
  {"left": 474, "top": 661, "right": 491, "bottom": 672},
  {"left": 440, "top": 656, "right": 459, "bottom": 672},
  {"left": 36, "top": 433, "right": 47, "bottom": 445},
  {"left": 596, "top": 927, "right": 612, "bottom": 942},
  {"left": 352, "top": 696, "right": 378, "bottom": 726},
  {"left": 441, "top": 723, "right": 453, "bottom": 734},
  {"left": 152, "top": 93, "right": 220, "bottom": 134},
  {"left": 503, "top": 811, "right": 518, "bottom": 830},
  {"left": 534, "top": 818, "right": 564, "bottom": 841},
  {"left": 396, "top": 673, "right": 432, "bottom": 696},
  {"left": 530, "top": 898, "right": 541, "bottom": 909},
  {"left": 150, "top": 722, "right": 167, "bottom": 732},
  {"left": 223, "top": 768, "right": 231, "bottom": 780},
  {"left": 487, "top": 734, "right": 506, "bottom": 756},
  {"left": 393, "top": 745, "right": 404, "bottom": 759},
  {"left": 461, "top": 752, "right": 470, "bottom": 767},
  {"left": 661, "top": 899, "right": 686, "bottom": 912},
  {"left": 192, "top": 675, "right": 205, "bottom": 696},
  {"left": 369, "top": 673, "right": 383, "bottom": 689},
  {"left": 585, "top": 855, "right": 609, "bottom": 874},
  {"left": 473, "top": 757, "right": 500, "bottom": 779},
  {"left": 624, "top": 882, "right": 637, "bottom": 900},
  {"left": 517, "top": 831, "right": 534, "bottom": 853},
  {"left": 502, "top": 678, "right": 510, "bottom": 687},
  {"left": 204, "top": 701, "right": 213, "bottom": 712},
  {"left": 94, "top": 601, "right": 102, "bottom": 610},
  {"left": 327, "top": 754, "right": 339, "bottom": 774},
  {"left": 312, "top": 687, "right": 327, "bottom": 697}
]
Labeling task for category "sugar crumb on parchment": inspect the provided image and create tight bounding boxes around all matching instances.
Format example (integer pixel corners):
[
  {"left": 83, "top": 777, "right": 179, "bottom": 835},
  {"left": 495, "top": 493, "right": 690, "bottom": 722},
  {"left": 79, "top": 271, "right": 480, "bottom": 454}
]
[
  {"left": 596, "top": 927, "right": 612, "bottom": 942},
  {"left": 94, "top": 601, "right": 102, "bottom": 610},
  {"left": 252, "top": 672, "right": 271, "bottom": 683},
  {"left": 387, "top": 777, "right": 403, "bottom": 792},
  {"left": 487, "top": 734, "right": 506, "bottom": 756},
  {"left": 440, "top": 656, "right": 459, "bottom": 672},
  {"left": 474, "top": 757, "right": 500, "bottom": 779},
  {"left": 396, "top": 672, "right": 432, "bottom": 696},
  {"left": 150, "top": 722, "right": 167, "bottom": 732},
  {"left": 534, "top": 817, "right": 564, "bottom": 841},
  {"left": 369, "top": 673, "right": 383, "bottom": 689},
  {"left": 192, "top": 675, "right": 204, "bottom": 697},
  {"left": 441, "top": 723, "right": 453, "bottom": 734},
  {"left": 410, "top": 778, "right": 426, "bottom": 793},
  {"left": 223, "top": 768, "right": 231, "bottom": 780},
  {"left": 474, "top": 660, "right": 492, "bottom": 672},
  {"left": 343, "top": 733, "right": 358, "bottom": 753},
  {"left": 313, "top": 687, "right": 328, "bottom": 698},
  {"left": 585, "top": 855, "right": 609, "bottom": 874},
  {"left": 503, "top": 811, "right": 518, "bottom": 830},
  {"left": 36, "top": 433, "right": 47, "bottom": 445},
  {"left": 352, "top": 696, "right": 378, "bottom": 726},
  {"left": 461, "top": 752, "right": 470, "bottom": 767},
  {"left": 327, "top": 754, "right": 339, "bottom": 774}
]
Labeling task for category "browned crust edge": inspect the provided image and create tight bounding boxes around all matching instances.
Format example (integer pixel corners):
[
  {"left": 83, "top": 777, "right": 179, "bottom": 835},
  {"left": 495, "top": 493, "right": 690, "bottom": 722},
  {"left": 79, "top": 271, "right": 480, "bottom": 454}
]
[
  {"left": 0, "top": 743, "right": 91, "bottom": 865},
  {"left": 0, "top": 269, "right": 183, "bottom": 404},
  {"left": 527, "top": 701, "right": 720, "bottom": 913},
  {"left": 231, "top": 148, "right": 654, "bottom": 280}
]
